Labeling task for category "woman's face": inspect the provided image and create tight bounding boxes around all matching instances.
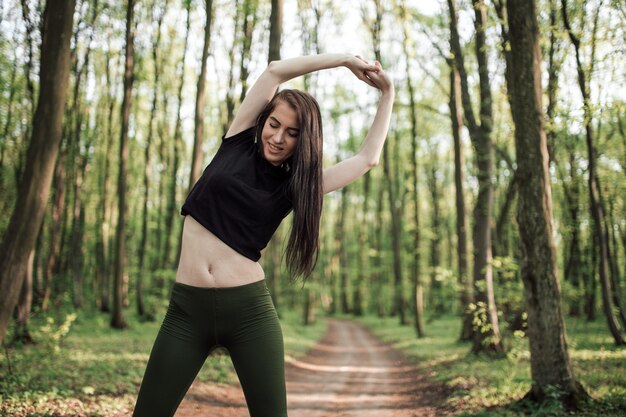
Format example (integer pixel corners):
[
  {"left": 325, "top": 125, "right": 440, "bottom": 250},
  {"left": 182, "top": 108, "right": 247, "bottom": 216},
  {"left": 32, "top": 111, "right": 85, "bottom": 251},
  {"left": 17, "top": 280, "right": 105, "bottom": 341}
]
[{"left": 261, "top": 101, "right": 299, "bottom": 166}]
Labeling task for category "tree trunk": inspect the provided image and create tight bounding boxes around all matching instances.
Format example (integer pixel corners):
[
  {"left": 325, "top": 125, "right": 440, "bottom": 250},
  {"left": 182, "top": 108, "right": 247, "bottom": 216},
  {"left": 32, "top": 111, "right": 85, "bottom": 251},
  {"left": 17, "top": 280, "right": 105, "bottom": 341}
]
[
  {"left": 384, "top": 136, "right": 406, "bottom": 325},
  {"left": 69, "top": 0, "right": 98, "bottom": 310},
  {"left": 0, "top": 0, "right": 76, "bottom": 344},
  {"left": 165, "top": 2, "right": 191, "bottom": 270},
  {"left": 427, "top": 159, "right": 443, "bottom": 316},
  {"left": 505, "top": 0, "right": 590, "bottom": 404},
  {"left": 41, "top": 146, "right": 67, "bottom": 312},
  {"left": 449, "top": 64, "right": 472, "bottom": 341},
  {"left": 398, "top": 4, "right": 425, "bottom": 336},
  {"left": 448, "top": 0, "right": 503, "bottom": 354},
  {"left": 137, "top": 0, "right": 167, "bottom": 317},
  {"left": 374, "top": 184, "right": 385, "bottom": 318},
  {"left": 223, "top": 0, "right": 242, "bottom": 135},
  {"left": 189, "top": 0, "right": 215, "bottom": 188},
  {"left": 561, "top": 149, "right": 583, "bottom": 316},
  {"left": 98, "top": 48, "right": 116, "bottom": 313},
  {"left": 239, "top": 0, "right": 258, "bottom": 104},
  {"left": 337, "top": 186, "right": 350, "bottom": 314},
  {"left": 562, "top": 0, "right": 624, "bottom": 345},
  {"left": 268, "top": 0, "right": 282, "bottom": 62},
  {"left": 13, "top": 249, "right": 35, "bottom": 344},
  {"left": 111, "top": 0, "right": 136, "bottom": 330}
]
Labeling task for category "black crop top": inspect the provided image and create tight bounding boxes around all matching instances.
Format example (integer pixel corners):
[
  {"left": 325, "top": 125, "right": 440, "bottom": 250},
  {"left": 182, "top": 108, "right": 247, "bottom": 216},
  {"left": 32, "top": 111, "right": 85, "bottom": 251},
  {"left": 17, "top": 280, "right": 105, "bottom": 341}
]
[{"left": 180, "top": 126, "right": 293, "bottom": 261}]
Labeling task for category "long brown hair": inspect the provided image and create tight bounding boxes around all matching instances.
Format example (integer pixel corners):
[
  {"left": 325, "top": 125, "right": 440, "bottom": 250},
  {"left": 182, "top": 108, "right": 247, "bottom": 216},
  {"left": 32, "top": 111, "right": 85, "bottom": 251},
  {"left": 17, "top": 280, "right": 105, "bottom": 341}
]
[{"left": 255, "top": 89, "right": 323, "bottom": 279}]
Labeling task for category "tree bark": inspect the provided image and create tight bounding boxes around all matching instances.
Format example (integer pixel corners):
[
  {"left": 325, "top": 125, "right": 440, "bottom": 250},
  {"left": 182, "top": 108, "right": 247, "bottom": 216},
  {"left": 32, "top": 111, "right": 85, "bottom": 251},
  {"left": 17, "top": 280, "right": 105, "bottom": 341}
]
[
  {"left": 0, "top": 0, "right": 76, "bottom": 344},
  {"left": 111, "top": 0, "right": 136, "bottom": 330},
  {"left": 562, "top": 0, "right": 624, "bottom": 345},
  {"left": 13, "top": 250, "right": 34, "bottom": 344},
  {"left": 165, "top": 1, "right": 191, "bottom": 270},
  {"left": 398, "top": 3, "right": 425, "bottom": 336},
  {"left": 383, "top": 135, "right": 406, "bottom": 325},
  {"left": 268, "top": 0, "right": 282, "bottom": 62},
  {"left": 447, "top": 0, "right": 503, "bottom": 354},
  {"left": 337, "top": 185, "right": 350, "bottom": 314},
  {"left": 449, "top": 65, "right": 472, "bottom": 340},
  {"left": 505, "top": 0, "right": 590, "bottom": 404},
  {"left": 189, "top": 0, "right": 215, "bottom": 188}
]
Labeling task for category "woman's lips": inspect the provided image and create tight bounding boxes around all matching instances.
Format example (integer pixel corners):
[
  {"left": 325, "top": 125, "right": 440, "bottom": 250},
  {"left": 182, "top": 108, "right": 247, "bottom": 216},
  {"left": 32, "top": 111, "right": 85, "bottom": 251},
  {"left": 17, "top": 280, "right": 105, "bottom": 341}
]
[{"left": 267, "top": 142, "right": 283, "bottom": 154}]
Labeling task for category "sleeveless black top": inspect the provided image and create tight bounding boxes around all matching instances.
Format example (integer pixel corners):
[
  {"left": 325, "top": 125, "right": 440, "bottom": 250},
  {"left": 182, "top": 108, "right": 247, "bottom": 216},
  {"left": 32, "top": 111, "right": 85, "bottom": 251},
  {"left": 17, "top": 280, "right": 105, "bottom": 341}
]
[{"left": 180, "top": 126, "right": 293, "bottom": 261}]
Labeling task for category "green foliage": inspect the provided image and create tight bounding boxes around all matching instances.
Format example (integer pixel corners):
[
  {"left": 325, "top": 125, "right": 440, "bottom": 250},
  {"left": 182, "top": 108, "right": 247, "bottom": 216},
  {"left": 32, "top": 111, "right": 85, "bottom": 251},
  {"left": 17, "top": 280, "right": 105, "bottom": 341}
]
[{"left": 34, "top": 313, "right": 77, "bottom": 354}]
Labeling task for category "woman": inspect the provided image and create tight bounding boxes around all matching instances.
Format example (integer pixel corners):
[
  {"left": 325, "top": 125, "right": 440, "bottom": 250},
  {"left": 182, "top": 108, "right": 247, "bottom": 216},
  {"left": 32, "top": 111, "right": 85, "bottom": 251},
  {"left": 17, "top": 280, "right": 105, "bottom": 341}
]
[{"left": 133, "top": 53, "right": 394, "bottom": 417}]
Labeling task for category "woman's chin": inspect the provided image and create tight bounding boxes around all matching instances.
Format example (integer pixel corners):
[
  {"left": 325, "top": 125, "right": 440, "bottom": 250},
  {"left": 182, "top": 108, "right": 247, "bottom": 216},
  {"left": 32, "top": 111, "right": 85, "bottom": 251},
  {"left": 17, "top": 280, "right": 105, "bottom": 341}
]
[{"left": 264, "top": 152, "right": 283, "bottom": 166}]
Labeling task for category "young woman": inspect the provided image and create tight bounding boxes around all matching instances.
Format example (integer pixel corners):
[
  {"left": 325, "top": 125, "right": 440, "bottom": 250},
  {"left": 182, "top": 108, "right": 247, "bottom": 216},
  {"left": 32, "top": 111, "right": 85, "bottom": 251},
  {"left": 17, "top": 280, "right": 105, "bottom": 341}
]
[{"left": 133, "top": 53, "right": 394, "bottom": 417}]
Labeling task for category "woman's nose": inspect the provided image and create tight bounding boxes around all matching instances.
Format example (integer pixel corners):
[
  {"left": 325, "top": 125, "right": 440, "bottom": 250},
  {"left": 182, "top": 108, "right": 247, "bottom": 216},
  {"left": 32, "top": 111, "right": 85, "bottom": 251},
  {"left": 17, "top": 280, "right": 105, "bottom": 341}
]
[{"left": 273, "top": 130, "right": 284, "bottom": 143}]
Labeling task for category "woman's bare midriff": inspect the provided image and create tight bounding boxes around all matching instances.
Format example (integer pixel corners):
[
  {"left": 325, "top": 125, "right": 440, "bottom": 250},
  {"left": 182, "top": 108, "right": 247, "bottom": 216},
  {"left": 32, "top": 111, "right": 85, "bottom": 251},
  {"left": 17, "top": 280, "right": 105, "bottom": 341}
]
[{"left": 175, "top": 215, "right": 265, "bottom": 288}]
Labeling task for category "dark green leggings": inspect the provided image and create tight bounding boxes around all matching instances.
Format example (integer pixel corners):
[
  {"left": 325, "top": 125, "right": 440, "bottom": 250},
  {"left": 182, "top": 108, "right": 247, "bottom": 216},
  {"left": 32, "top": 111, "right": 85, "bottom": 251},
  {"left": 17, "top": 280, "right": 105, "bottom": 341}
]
[{"left": 133, "top": 279, "right": 287, "bottom": 417}]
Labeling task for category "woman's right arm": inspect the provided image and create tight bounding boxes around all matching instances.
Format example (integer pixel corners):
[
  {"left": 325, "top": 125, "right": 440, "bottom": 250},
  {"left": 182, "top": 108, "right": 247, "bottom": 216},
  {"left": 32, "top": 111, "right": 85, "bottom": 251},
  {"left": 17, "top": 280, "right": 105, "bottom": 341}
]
[{"left": 225, "top": 54, "right": 378, "bottom": 138}]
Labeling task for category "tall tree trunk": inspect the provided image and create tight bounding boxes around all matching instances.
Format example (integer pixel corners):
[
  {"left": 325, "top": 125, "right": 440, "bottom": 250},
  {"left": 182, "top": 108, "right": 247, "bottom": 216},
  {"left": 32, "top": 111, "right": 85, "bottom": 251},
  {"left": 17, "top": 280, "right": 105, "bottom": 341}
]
[
  {"left": 189, "top": 0, "right": 215, "bottom": 188},
  {"left": 223, "top": 0, "right": 242, "bottom": 135},
  {"left": 545, "top": 0, "right": 560, "bottom": 164},
  {"left": 607, "top": 199, "right": 626, "bottom": 328},
  {"left": 138, "top": 0, "right": 167, "bottom": 316},
  {"left": 562, "top": 0, "right": 624, "bottom": 345},
  {"left": 384, "top": 136, "right": 406, "bottom": 325},
  {"left": 561, "top": 146, "right": 583, "bottom": 316},
  {"left": 165, "top": 1, "right": 191, "bottom": 270},
  {"left": 427, "top": 159, "right": 443, "bottom": 316},
  {"left": 398, "top": 2, "right": 425, "bottom": 336},
  {"left": 449, "top": 64, "right": 472, "bottom": 341},
  {"left": 505, "top": 0, "right": 590, "bottom": 404},
  {"left": 112, "top": 0, "right": 136, "bottom": 330},
  {"left": 239, "top": 0, "right": 258, "bottom": 104},
  {"left": 69, "top": 0, "right": 99, "bottom": 310},
  {"left": 448, "top": 0, "right": 503, "bottom": 354},
  {"left": 337, "top": 186, "right": 350, "bottom": 314},
  {"left": 268, "top": 0, "right": 282, "bottom": 62},
  {"left": 41, "top": 145, "right": 67, "bottom": 312},
  {"left": 98, "top": 49, "right": 116, "bottom": 313},
  {"left": 0, "top": 0, "right": 76, "bottom": 344},
  {"left": 373, "top": 184, "right": 385, "bottom": 317}
]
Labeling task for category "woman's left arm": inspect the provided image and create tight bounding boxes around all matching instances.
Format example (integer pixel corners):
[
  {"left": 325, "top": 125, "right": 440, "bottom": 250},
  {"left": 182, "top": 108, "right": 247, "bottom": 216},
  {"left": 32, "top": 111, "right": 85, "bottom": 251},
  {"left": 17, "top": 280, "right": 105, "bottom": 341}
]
[{"left": 323, "top": 67, "right": 394, "bottom": 194}]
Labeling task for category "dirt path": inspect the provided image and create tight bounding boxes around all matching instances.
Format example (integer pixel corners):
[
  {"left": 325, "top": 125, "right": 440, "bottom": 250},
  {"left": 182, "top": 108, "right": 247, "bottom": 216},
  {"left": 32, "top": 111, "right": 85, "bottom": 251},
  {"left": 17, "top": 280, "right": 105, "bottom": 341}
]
[{"left": 176, "top": 319, "right": 453, "bottom": 417}]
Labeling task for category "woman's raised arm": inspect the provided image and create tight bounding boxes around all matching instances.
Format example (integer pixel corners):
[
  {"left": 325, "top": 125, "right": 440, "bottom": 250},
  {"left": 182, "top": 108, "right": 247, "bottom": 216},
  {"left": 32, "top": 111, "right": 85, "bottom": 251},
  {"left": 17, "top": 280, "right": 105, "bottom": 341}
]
[
  {"left": 322, "top": 64, "right": 394, "bottom": 194},
  {"left": 225, "top": 54, "right": 378, "bottom": 138}
]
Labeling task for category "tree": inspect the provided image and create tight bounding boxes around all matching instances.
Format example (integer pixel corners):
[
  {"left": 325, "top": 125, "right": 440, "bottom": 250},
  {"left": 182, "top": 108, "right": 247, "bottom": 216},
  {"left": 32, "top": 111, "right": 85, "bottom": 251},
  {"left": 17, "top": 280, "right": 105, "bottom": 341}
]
[
  {"left": 111, "top": 0, "right": 136, "bottom": 330},
  {"left": 0, "top": 0, "right": 77, "bottom": 344},
  {"left": 398, "top": 1, "right": 425, "bottom": 336},
  {"left": 138, "top": 0, "right": 168, "bottom": 317},
  {"left": 447, "top": 0, "right": 503, "bottom": 354},
  {"left": 562, "top": 0, "right": 625, "bottom": 345},
  {"left": 189, "top": 0, "right": 215, "bottom": 188},
  {"left": 504, "top": 0, "right": 589, "bottom": 404},
  {"left": 163, "top": 0, "right": 192, "bottom": 270},
  {"left": 268, "top": 0, "right": 282, "bottom": 62}
]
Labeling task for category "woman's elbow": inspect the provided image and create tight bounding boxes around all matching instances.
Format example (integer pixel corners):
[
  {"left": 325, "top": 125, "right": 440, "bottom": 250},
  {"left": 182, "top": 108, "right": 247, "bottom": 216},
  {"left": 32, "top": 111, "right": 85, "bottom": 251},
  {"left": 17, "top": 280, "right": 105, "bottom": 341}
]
[{"left": 366, "top": 158, "right": 380, "bottom": 169}]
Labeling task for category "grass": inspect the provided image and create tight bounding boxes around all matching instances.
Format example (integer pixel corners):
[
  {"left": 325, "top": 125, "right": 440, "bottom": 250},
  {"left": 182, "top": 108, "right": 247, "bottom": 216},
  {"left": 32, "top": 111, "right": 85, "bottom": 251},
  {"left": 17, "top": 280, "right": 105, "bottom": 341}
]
[
  {"left": 358, "top": 314, "right": 626, "bottom": 416},
  {"left": 0, "top": 304, "right": 327, "bottom": 417}
]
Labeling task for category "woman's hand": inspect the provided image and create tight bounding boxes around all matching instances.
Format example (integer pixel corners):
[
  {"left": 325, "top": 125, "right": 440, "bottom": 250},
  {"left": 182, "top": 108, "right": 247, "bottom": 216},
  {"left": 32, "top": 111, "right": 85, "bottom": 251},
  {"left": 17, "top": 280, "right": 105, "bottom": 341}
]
[
  {"left": 364, "top": 62, "right": 394, "bottom": 96},
  {"left": 345, "top": 55, "right": 380, "bottom": 88}
]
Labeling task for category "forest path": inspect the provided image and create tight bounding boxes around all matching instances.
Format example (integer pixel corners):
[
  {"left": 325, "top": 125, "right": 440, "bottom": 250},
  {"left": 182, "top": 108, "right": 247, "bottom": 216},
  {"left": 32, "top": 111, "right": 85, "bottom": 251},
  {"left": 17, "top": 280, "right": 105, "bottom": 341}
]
[{"left": 176, "top": 319, "right": 454, "bottom": 417}]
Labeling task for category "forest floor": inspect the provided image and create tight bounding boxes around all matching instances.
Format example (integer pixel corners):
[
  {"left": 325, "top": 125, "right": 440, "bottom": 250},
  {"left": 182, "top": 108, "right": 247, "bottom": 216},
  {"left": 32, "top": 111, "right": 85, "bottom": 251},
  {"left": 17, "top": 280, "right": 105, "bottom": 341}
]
[{"left": 176, "top": 318, "right": 455, "bottom": 417}]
